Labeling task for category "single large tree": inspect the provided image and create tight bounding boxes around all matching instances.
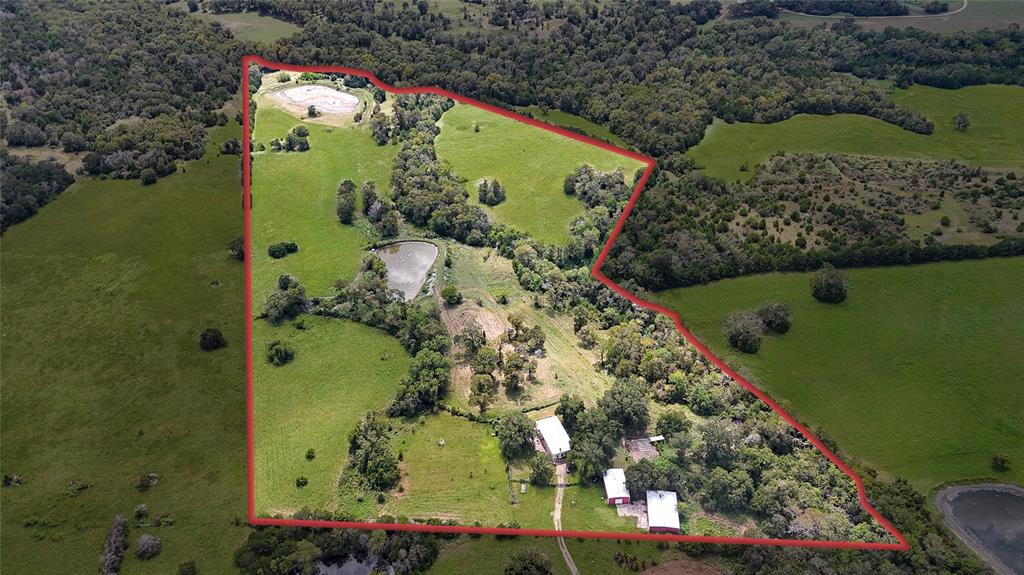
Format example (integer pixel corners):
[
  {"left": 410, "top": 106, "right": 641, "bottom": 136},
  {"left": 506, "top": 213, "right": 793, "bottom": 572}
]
[
  {"left": 811, "top": 263, "right": 850, "bottom": 304},
  {"left": 496, "top": 412, "right": 535, "bottom": 459}
]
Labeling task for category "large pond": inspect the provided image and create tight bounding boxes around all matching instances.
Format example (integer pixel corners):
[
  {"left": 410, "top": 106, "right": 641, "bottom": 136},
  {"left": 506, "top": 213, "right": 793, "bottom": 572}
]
[
  {"left": 935, "top": 483, "right": 1024, "bottom": 575},
  {"left": 373, "top": 241, "right": 438, "bottom": 301}
]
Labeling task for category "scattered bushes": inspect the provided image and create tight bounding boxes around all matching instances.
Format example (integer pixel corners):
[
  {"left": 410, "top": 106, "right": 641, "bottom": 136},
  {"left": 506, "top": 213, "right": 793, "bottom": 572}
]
[
  {"left": 722, "top": 311, "right": 764, "bottom": 354},
  {"left": 992, "top": 453, "right": 1011, "bottom": 471},
  {"left": 756, "top": 302, "right": 791, "bottom": 334},
  {"left": 441, "top": 285, "right": 463, "bottom": 305},
  {"left": 99, "top": 515, "right": 129, "bottom": 575},
  {"left": 265, "top": 340, "right": 295, "bottom": 366},
  {"left": 199, "top": 328, "right": 227, "bottom": 351},
  {"left": 136, "top": 534, "right": 162, "bottom": 560},
  {"left": 811, "top": 263, "right": 850, "bottom": 304},
  {"left": 267, "top": 241, "right": 298, "bottom": 259},
  {"left": 505, "top": 548, "right": 552, "bottom": 575}
]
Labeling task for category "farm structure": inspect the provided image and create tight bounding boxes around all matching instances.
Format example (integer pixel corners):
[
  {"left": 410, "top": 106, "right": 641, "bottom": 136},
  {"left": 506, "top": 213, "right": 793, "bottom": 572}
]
[
  {"left": 603, "top": 468, "right": 630, "bottom": 505},
  {"left": 646, "top": 490, "right": 681, "bottom": 534},
  {"left": 535, "top": 416, "right": 571, "bottom": 461}
]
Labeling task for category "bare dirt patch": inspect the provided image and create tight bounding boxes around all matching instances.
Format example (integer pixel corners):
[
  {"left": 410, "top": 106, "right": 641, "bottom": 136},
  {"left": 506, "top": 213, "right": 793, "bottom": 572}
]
[{"left": 265, "top": 84, "right": 362, "bottom": 126}]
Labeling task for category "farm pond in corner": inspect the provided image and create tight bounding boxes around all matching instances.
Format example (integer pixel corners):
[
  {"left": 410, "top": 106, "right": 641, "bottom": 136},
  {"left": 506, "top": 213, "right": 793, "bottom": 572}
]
[
  {"left": 935, "top": 484, "right": 1024, "bottom": 575},
  {"left": 373, "top": 241, "right": 438, "bottom": 301}
]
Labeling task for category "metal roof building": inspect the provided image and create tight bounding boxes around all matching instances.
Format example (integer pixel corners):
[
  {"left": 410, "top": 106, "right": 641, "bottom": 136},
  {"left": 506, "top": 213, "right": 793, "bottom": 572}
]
[
  {"left": 646, "top": 490, "right": 680, "bottom": 534},
  {"left": 603, "top": 468, "right": 630, "bottom": 505},
  {"left": 535, "top": 416, "right": 571, "bottom": 460}
]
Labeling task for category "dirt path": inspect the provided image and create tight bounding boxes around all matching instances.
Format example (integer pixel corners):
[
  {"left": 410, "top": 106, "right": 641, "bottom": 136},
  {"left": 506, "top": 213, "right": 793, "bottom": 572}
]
[
  {"left": 782, "top": 0, "right": 968, "bottom": 20},
  {"left": 552, "top": 463, "right": 579, "bottom": 575}
]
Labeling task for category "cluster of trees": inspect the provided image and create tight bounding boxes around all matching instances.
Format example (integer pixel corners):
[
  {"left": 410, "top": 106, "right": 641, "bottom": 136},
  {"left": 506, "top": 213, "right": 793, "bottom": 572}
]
[
  {"left": 267, "top": 240, "right": 299, "bottom": 259},
  {"left": 723, "top": 302, "right": 791, "bottom": 354},
  {"left": 780, "top": 0, "right": 908, "bottom": 17},
  {"left": 455, "top": 314, "right": 545, "bottom": 413},
  {"left": 477, "top": 179, "right": 506, "bottom": 206},
  {"left": 0, "top": 152, "right": 75, "bottom": 232},
  {"left": 265, "top": 339, "right": 295, "bottom": 366},
  {"left": 262, "top": 274, "right": 307, "bottom": 324},
  {"left": 318, "top": 254, "right": 451, "bottom": 416},
  {"left": 606, "top": 155, "right": 1024, "bottom": 290},
  {"left": 336, "top": 179, "right": 357, "bottom": 224},
  {"left": 3, "top": 0, "right": 239, "bottom": 183},
  {"left": 234, "top": 524, "right": 440, "bottom": 575},
  {"left": 270, "top": 125, "right": 310, "bottom": 152},
  {"left": 347, "top": 411, "right": 401, "bottom": 491}
]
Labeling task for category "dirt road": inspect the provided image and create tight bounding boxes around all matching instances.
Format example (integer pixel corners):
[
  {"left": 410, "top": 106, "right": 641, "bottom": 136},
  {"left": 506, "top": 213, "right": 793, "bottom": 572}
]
[{"left": 552, "top": 463, "right": 579, "bottom": 575}]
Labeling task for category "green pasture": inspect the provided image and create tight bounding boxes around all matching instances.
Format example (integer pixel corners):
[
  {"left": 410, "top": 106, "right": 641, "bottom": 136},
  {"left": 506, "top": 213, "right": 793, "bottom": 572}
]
[
  {"left": 687, "top": 85, "right": 1024, "bottom": 182},
  {"left": 779, "top": 1, "right": 1023, "bottom": 33},
  {"left": 561, "top": 485, "right": 641, "bottom": 533},
  {"left": 252, "top": 316, "right": 409, "bottom": 517},
  {"left": 652, "top": 258, "right": 1024, "bottom": 492},
  {"left": 435, "top": 103, "right": 646, "bottom": 245},
  {"left": 0, "top": 124, "right": 247, "bottom": 573},
  {"left": 195, "top": 10, "right": 300, "bottom": 43},
  {"left": 386, "top": 414, "right": 512, "bottom": 525},
  {"left": 251, "top": 104, "right": 397, "bottom": 299}
]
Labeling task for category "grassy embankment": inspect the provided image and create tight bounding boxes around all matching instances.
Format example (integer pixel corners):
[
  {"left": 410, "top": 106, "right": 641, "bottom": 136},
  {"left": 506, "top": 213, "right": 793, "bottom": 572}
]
[
  {"left": 0, "top": 123, "right": 247, "bottom": 573},
  {"left": 687, "top": 85, "right": 1024, "bottom": 182},
  {"left": 651, "top": 258, "right": 1024, "bottom": 492},
  {"left": 436, "top": 103, "right": 646, "bottom": 245}
]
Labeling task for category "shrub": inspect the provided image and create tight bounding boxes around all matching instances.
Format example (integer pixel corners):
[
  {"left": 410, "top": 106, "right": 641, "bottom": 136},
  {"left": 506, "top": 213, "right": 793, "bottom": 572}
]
[
  {"left": 267, "top": 241, "right": 298, "bottom": 259},
  {"left": 441, "top": 285, "right": 463, "bottom": 306},
  {"left": 306, "top": 448, "right": 316, "bottom": 460},
  {"left": 136, "top": 534, "right": 162, "bottom": 560},
  {"left": 99, "top": 515, "right": 129, "bottom": 575},
  {"left": 992, "top": 453, "right": 1011, "bottom": 471},
  {"left": 655, "top": 411, "right": 690, "bottom": 437},
  {"left": 226, "top": 236, "right": 245, "bottom": 261},
  {"left": 295, "top": 476, "right": 308, "bottom": 488},
  {"left": 756, "top": 302, "right": 791, "bottom": 334},
  {"left": 811, "top": 263, "right": 850, "bottom": 304},
  {"left": 178, "top": 561, "right": 198, "bottom": 575},
  {"left": 140, "top": 168, "right": 157, "bottom": 185},
  {"left": 265, "top": 340, "right": 295, "bottom": 366},
  {"left": 723, "top": 311, "right": 763, "bottom": 354},
  {"left": 292, "top": 125, "right": 309, "bottom": 137},
  {"left": 198, "top": 328, "right": 226, "bottom": 351},
  {"left": 134, "top": 504, "right": 148, "bottom": 521},
  {"left": 505, "top": 548, "right": 552, "bottom": 575}
]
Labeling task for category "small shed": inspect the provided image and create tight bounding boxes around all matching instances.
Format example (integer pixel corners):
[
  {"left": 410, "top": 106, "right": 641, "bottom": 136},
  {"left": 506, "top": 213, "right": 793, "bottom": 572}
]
[
  {"left": 603, "top": 468, "right": 630, "bottom": 505},
  {"left": 535, "top": 416, "right": 571, "bottom": 460},
  {"left": 646, "top": 490, "right": 680, "bottom": 534}
]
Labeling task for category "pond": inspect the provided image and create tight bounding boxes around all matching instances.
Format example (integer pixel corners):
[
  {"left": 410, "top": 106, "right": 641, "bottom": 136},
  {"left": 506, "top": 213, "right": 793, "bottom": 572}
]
[
  {"left": 935, "top": 483, "right": 1024, "bottom": 575},
  {"left": 317, "top": 557, "right": 394, "bottom": 575},
  {"left": 373, "top": 241, "right": 438, "bottom": 301}
]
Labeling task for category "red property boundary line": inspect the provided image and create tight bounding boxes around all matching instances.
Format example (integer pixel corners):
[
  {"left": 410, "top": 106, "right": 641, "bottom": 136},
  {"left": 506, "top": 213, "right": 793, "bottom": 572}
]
[{"left": 242, "top": 55, "right": 909, "bottom": 551}]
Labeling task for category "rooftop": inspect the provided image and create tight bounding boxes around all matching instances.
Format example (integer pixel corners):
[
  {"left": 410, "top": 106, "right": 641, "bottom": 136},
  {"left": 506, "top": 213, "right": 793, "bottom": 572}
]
[
  {"left": 646, "top": 490, "right": 680, "bottom": 531},
  {"left": 535, "top": 416, "right": 571, "bottom": 456},
  {"left": 603, "top": 468, "right": 629, "bottom": 500}
]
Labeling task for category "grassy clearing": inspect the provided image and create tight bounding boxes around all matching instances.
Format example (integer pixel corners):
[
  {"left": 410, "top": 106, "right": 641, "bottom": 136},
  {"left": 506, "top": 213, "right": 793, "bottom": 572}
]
[
  {"left": 251, "top": 104, "right": 398, "bottom": 299},
  {"left": 444, "top": 243, "right": 613, "bottom": 413},
  {"left": 386, "top": 414, "right": 512, "bottom": 524},
  {"left": 516, "top": 105, "right": 631, "bottom": 149},
  {"left": 651, "top": 258, "right": 1024, "bottom": 491},
  {"left": 435, "top": 103, "right": 646, "bottom": 245},
  {"left": 252, "top": 316, "right": 409, "bottom": 517},
  {"left": 687, "top": 85, "right": 1024, "bottom": 181},
  {"left": 779, "top": 1, "right": 1023, "bottom": 33},
  {"left": 0, "top": 124, "right": 247, "bottom": 573},
  {"left": 194, "top": 10, "right": 300, "bottom": 43},
  {"left": 561, "top": 485, "right": 641, "bottom": 533}
]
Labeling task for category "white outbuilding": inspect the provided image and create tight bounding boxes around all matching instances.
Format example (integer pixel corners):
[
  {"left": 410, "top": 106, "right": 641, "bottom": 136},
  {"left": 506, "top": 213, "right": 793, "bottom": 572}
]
[
  {"left": 646, "top": 490, "right": 680, "bottom": 534},
  {"left": 535, "top": 416, "right": 571, "bottom": 460},
  {"left": 603, "top": 468, "right": 631, "bottom": 505}
]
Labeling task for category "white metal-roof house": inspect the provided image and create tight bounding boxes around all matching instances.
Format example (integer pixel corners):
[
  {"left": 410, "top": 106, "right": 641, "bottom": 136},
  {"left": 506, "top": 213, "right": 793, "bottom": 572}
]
[
  {"left": 603, "top": 468, "right": 630, "bottom": 505},
  {"left": 646, "top": 490, "right": 680, "bottom": 534},
  {"left": 535, "top": 416, "right": 571, "bottom": 460}
]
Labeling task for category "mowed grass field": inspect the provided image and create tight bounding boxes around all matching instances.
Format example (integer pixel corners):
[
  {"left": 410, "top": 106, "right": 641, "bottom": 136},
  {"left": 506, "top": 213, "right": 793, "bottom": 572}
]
[
  {"left": 561, "top": 485, "right": 640, "bottom": 533},
  {"left": 436, "top": 103, "right": 646, "bottom": 245},
  {"left": 385, "top": 414, "right": 513, "bottom": 525},
  {"left": 687, "top": 85, "right": 1024, "bottom": 181},
  {"left": 252, "top": 316, "right": 409, "bottom": 517},
  {"left": 428, "top": 536, "right": 673, "bottom": 575},
  {"left": 651, "top": 258, "right": 1024, "bottom": 492},
  {"left": 251, "top": 103, "right": 397, "bottom": 299},
  {"left": 0, "top": 124, "right": 247, "bottom": 573},
  {"left": 195, "top": 11, "right": 300, "bottom": 43}
]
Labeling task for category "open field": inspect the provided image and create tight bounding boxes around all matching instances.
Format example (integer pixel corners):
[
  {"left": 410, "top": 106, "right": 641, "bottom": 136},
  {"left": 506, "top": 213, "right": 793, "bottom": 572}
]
[
  {"left": 435, "top": 103, "right": 646, "bottom": 245},
  {"left": 517, "top": 105, "right": 632, "bottom": 149},
  {"left": 252, "top": 316, "right": 409, "bottom": 517},
  {"left": 194, "top": 10, "right": 300, "bottom": 43},
  {"left": 561, "top": 485, "right": 641, "bottom": 533},
  {"left": 687, "top": 84, "right": 1024, "bottom": 181},
  {"left": 651, "top": 258, "right": 1024, "bottom": 492},
  {"left": 443, "top": 243, "right": 614, "bottom": 413},
  {"left": 386, "top": 414, "right": 513, "bottom": 525},
  {"left": 0, "top": 124, "right": 247, "bottom": 573},
  {"left": 779, "top": 1, "right": 1024, "bottom": 33},
  {"left": 251, "top": 104, "right": 397, "bottom": 299}
]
